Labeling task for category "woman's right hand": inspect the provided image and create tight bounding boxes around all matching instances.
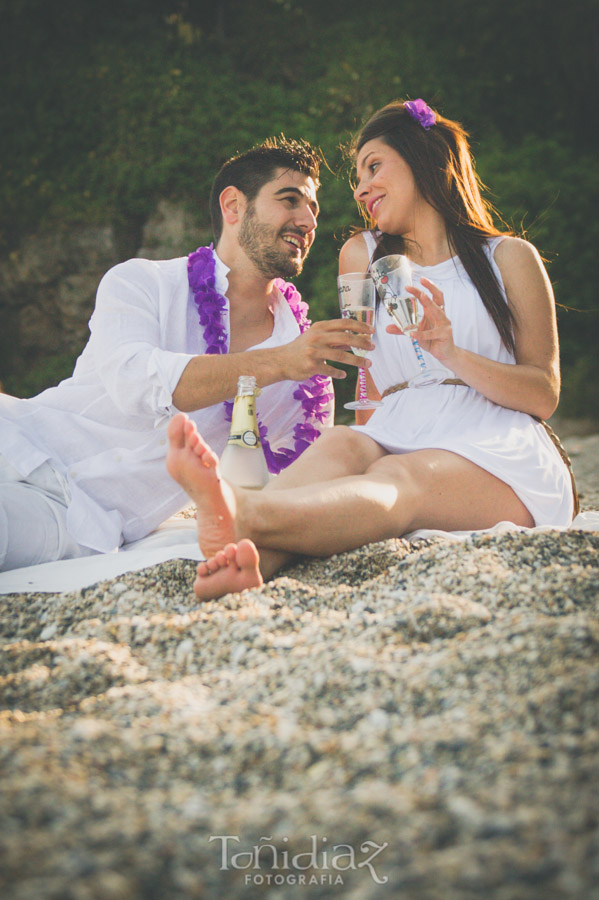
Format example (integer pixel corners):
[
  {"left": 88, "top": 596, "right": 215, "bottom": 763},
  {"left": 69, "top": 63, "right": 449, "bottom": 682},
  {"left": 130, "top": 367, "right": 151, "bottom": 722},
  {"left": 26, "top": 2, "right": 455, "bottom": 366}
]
[{"left": 386, "top": 277, "right": 456, "bottom": 365}]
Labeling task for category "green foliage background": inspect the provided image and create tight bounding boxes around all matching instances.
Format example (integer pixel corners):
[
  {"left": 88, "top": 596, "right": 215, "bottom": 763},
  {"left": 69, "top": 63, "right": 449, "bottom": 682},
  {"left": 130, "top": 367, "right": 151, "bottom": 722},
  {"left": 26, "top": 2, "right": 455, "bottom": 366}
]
[{"left": 1, "top": 0, "right": 598, "bottom": 415}]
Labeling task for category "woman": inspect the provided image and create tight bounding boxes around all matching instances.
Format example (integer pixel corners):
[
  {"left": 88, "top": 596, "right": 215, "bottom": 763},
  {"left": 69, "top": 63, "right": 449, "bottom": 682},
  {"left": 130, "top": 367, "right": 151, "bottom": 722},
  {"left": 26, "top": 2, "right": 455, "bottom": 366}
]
[{"left": 166, "top": 99, "right": 574, "bottom": 600}]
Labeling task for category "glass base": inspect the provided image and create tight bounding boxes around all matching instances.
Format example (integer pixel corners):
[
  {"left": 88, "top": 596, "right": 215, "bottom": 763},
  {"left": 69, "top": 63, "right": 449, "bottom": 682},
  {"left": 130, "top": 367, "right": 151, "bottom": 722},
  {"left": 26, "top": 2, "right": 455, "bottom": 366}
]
[
  {"left": 344, "top": 399, "right": 384, "bottom": 410},
  {"left": 408, "top": 369, "right": 447, "bottom": 388}
]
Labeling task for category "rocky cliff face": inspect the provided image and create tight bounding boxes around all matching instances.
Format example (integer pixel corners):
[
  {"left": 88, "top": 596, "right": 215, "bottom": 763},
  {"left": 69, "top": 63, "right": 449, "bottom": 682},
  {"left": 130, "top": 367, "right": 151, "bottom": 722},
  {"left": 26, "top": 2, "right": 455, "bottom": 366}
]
[{"left": 0, "top": 202, "right": 210, "bottom": 396}]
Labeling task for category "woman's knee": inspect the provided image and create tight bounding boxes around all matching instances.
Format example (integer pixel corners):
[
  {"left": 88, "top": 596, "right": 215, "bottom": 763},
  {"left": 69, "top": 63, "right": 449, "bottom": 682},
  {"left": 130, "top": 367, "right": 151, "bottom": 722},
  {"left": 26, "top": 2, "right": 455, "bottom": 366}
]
[
  {"left": 316, "top": 425, "right": 385, "bottom": 466},
  {"left": 366, "top": 452, "right": 424, "bottom": 495}
]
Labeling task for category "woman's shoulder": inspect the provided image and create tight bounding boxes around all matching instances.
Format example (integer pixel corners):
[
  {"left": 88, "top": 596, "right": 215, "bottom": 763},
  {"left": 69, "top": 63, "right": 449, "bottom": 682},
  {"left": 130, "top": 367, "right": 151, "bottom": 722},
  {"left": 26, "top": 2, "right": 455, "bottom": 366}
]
[
  {"left": 491, "top": 235, "right": 543, "bottom": 269},
  {"left": 339, "top": 231, "right": 373, "bottom": 274},
  {"left": 490, "top": 236, "right": 551, "bottom": 305}
]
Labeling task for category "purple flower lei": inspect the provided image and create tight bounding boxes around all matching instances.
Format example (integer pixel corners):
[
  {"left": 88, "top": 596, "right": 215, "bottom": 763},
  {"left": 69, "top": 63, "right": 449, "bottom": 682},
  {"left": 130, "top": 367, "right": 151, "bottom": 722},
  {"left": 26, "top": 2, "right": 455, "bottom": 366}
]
[
  {"left": 187, "top": 244, "right": 334, "bottom": 475},
  {"left": 404, "top": 98, "right": 436, "bottom": 130}
]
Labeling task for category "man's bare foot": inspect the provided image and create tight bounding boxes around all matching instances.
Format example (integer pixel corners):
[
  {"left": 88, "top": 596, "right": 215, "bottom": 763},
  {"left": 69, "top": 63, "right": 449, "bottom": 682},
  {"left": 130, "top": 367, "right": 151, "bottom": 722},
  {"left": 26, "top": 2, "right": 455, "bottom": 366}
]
[
  {"left": 166, "top": 413, "right": 239, "bottom": 558},
  {"left": 193, "top": 540, "right": 263, "bottom": 600}
]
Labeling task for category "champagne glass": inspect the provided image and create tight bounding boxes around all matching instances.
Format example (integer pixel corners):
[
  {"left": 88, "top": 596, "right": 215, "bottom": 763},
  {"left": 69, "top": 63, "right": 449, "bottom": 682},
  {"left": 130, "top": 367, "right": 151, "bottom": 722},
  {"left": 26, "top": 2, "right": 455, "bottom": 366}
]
[
  {"left": 370, "top": 254, "right": 446, "bottom": 388},
  {"left": 337, "top": 272, "right": 383, "bottom": 411}
]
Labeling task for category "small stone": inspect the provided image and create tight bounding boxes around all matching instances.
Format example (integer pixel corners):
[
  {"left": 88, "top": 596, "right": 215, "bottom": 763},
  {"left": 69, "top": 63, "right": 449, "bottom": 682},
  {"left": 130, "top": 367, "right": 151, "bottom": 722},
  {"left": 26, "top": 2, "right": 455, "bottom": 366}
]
[
  {"left": 71, "top": 718, "right": 112, "bottom": 740},
  {"left": 446, "top": 795, "right": 485, "bottom": 830},
  {"left": 110, "top": 582, "right": 128, "bottom": 595},
  {"left": 367, "top": 708, "right": 390, "bottom": 731},
  {"left": 39, "top": 623, "right": 58, "bottom": 640},
  {"left": 175, "top": 638, "right": 195, "bottom": 664},
  {"left": 231, "top": 643, "right": 247, "bottom": 665}
]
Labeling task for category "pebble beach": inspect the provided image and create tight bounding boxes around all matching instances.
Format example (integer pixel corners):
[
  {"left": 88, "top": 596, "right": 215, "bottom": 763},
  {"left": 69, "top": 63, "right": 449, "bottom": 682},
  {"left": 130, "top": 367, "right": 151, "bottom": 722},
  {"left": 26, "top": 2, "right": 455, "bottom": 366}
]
[{"left": 1, "top": 433, "right": 598, "bottom": 900}]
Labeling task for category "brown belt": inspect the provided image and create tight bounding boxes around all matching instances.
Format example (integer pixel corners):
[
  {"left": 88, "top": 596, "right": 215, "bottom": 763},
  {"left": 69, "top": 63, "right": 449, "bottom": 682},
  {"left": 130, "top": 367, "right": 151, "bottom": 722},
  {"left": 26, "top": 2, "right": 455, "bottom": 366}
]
[
  {"left": 381, "top": 378, "right": 467, "bottom": 398},
  {"left": 379, "top": 378, "right": 579, "bottom": 515}
]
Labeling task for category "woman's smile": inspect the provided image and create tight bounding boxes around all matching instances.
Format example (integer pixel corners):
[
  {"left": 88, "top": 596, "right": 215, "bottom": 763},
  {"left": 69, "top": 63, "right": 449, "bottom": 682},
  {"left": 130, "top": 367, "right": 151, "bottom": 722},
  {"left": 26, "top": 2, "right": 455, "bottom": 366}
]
[{"left": 367, "top": 195, "right": 384, "bottom": 216}]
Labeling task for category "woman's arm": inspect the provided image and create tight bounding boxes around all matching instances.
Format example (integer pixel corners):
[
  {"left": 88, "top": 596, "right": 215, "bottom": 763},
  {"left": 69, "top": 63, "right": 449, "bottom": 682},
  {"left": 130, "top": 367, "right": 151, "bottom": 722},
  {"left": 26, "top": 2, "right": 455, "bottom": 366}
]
[{"left": 403, "top": 238, "right": 561, "bottom": 420}]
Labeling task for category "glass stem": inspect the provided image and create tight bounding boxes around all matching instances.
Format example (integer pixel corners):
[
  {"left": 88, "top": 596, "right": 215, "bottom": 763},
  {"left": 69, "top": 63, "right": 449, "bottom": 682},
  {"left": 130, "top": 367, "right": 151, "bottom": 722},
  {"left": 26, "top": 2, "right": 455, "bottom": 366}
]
[
  {"left": 358, "top": 366, "right": 368, "bottom": 402},
  {"left": 411, "top": 337, "right": 429, "bottom": 374}
]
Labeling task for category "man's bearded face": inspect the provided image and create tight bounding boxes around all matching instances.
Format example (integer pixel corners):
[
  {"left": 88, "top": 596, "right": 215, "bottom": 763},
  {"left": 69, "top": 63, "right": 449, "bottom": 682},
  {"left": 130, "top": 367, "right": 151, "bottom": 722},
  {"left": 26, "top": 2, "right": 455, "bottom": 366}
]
[{"left": 238, "top": 201, "right": 309, "bottom": 279}]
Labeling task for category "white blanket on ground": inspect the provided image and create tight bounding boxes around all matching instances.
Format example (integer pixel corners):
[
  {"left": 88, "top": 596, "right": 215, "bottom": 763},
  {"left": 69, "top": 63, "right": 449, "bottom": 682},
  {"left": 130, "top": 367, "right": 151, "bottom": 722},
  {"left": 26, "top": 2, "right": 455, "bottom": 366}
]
[
  {"left": 1, "top": 511, "right": 598, "bottom": 595},
  {"left": 0, "top": 517, "right": 203, "bottom": 595}
]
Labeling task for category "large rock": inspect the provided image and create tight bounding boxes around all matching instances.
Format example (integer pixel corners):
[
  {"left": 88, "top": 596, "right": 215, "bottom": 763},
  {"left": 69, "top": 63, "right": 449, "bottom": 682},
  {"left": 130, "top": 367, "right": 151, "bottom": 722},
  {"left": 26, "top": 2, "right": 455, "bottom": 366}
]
[
  {"left": 138, "top": 199, "right": 208, "bottom": 261},
  {"left": 0, "top": 226, "right": 115, "bottom": 386},
  {"left": 0, "top": 203, "right": 209, "bottom": 394}
]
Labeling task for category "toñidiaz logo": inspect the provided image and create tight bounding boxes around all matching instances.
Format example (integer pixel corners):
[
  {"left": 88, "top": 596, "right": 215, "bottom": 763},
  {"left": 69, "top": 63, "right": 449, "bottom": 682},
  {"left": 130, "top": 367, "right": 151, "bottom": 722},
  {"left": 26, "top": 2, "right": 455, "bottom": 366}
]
[{"left": 209, "top": 834, "right": 389, "bottom": 886}]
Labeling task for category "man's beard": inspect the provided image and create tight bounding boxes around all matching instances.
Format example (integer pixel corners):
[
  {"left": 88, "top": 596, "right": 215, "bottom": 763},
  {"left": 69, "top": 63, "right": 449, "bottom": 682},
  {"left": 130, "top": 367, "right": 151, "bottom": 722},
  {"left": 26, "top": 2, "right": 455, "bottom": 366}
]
[{"left": 239, "top": 203, "right": 307, "bottom": 279}]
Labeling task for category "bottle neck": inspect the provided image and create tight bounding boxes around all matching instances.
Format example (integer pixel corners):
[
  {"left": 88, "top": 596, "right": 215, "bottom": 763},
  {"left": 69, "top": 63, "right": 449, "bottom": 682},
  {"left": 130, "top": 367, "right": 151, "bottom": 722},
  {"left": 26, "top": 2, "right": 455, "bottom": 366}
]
[{"left": 236, "top": 375, "right": 257, "bottom": 397}]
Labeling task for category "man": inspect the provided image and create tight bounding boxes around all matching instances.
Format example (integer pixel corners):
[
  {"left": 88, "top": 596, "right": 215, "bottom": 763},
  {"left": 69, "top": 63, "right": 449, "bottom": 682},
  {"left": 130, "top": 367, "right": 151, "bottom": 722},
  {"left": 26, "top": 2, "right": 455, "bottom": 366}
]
[{"left": 0, "top": 136, "right": 373, "bottom": 570}]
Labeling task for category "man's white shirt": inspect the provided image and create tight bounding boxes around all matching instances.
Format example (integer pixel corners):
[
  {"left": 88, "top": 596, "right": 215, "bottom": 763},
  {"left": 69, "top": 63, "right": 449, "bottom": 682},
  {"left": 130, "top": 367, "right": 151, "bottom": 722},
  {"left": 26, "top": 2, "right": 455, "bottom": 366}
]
[{"left": 0, "top": 252, "right": 332, "bottom": 552}]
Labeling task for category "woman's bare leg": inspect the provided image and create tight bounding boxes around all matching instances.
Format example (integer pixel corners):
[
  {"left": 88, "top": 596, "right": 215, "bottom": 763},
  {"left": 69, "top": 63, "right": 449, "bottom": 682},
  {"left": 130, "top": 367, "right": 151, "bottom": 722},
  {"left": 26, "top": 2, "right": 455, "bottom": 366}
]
[
  {"left": 166, "top": 414, "right": 534, "bottom": 599},
  {"left": 242, "top": 426, "right": 387, "bottom": 585},
  {"left": 242, "top": 449, "right": 534, "bottom": 556},
  {"left": 212, "top": 427, "right": 388, "bottom": 589}
]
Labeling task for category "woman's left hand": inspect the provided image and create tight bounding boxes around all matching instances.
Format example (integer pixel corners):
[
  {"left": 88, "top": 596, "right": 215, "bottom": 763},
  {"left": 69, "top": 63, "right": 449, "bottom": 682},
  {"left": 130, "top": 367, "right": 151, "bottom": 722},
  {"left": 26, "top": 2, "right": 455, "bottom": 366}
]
[{"left": 385, "top": 277, "right": 456, "bottom": 364}]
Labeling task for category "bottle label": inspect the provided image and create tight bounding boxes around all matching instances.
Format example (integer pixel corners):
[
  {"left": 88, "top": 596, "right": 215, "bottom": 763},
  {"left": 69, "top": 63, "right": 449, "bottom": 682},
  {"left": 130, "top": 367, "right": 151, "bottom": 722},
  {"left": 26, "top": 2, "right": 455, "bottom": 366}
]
[
  {"left": 228, "top": 428, "right": 259, "bottom": 448},
  {"left": 227, "top": 396, "right": 261, "bottom": 450}
]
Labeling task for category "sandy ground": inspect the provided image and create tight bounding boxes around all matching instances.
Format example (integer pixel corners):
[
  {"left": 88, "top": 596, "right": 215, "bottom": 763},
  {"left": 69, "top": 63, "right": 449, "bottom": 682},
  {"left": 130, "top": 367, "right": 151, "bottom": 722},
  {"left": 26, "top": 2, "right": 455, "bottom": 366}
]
[{"left": 0, "top": 431, "right": 597, "bottom": 900}]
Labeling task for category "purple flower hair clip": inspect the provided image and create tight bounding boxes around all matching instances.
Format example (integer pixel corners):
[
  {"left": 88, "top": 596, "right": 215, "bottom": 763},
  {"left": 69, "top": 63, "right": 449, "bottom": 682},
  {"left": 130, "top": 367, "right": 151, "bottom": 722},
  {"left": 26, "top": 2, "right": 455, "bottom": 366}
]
[{"left": 404, "top": 99, "right": 436, "bottom": 130}]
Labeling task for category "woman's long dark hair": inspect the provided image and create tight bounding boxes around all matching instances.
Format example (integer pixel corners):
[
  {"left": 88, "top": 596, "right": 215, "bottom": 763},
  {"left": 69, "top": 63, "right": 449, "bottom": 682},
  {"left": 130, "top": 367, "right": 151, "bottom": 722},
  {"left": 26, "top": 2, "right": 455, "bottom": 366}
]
[{"left": 355, "top": 101, "right": 516, "bottom": 353}]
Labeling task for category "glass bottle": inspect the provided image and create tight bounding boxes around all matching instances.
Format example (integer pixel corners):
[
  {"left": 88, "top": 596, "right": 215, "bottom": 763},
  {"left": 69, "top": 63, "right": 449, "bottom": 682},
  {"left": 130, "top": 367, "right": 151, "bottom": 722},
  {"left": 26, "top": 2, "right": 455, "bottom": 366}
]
[{"left": 219, "top": 375, "right": 270, "bottom": 489}]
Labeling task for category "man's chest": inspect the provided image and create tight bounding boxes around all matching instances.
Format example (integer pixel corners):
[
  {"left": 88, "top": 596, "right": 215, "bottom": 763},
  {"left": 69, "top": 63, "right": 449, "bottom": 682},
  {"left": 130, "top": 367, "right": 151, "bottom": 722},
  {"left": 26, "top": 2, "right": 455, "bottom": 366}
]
[{"left": 228, "top": 310, "right": 276, "bottom": 353}]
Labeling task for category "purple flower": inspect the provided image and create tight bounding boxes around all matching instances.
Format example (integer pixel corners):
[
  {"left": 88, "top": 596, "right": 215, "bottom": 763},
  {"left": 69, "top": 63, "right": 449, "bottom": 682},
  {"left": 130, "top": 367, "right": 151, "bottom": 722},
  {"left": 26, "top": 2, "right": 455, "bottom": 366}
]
[
  {"left": 199, "top": 298, "right": 226, "bottom": 322},
  {"left": 299, "top": 377, "right": 334, "bottom": 415},
  {"left": 292, "top": 382, "right": 312, "bottom": 403},
  {"left": 204, "top": 324, "right": 227, "bottom": 348},
  {"left": 293, "top": 382, "right": 332, "bottom": 422},
  {"left": 404, "top": 99, "right": 436, "bottom": 130},
  {"left": 188, "top": 245, "right": 216, "bottom": 291},
  {"left": 274, "top": 279, "right": 311, "bottom": 331},
  {"left": 294, "top": 422, "right": 322, "bottom": 443},
  {"left": 310, "top": 405, "right": 333, "bottom": 425},
  {"left": 264, "top": 446, "right": 296, "bottom": 474}
]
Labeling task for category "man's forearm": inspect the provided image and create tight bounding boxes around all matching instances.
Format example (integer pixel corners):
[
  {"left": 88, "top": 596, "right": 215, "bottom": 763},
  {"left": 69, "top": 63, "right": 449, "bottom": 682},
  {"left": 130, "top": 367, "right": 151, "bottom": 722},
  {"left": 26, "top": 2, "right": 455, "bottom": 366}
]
[
  {"left": 171, "top": 347, "right": 287, "bottom": 412},
  {"left": 172, "top": 318, "right": 374, "bottom": 412}
]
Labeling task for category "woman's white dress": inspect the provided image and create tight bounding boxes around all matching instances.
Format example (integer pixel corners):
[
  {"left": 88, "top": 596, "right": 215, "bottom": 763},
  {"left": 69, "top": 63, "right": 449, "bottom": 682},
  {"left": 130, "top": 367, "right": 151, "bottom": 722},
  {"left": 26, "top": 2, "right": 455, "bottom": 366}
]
[{"left": 351, "top": 232, "right": 573, "bottom": 526}]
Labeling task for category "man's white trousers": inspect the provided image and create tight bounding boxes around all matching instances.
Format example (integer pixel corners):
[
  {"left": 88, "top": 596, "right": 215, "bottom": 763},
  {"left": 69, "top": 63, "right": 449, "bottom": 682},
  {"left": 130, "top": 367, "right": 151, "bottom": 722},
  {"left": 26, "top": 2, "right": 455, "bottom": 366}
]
[{"left": 0, "top": 455, "right": 94, "bottom": 572}]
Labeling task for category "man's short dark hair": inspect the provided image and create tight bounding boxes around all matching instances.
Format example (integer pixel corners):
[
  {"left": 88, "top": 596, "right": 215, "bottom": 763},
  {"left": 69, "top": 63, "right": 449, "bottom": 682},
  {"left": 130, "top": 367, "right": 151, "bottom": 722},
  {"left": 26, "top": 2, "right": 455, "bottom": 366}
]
[{"left": 209, "top": 136, "right": 322, "bottom": 242}]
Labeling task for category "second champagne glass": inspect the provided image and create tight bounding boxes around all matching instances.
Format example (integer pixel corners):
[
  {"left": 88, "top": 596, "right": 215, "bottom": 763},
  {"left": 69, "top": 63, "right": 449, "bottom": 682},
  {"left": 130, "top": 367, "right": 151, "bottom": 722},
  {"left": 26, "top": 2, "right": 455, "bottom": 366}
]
[
  {"left": 370, "top": 254, "right": 446, "bottom": 388},
  {"left": 337, "top": 272, "right": 383, "bottom": 411}
]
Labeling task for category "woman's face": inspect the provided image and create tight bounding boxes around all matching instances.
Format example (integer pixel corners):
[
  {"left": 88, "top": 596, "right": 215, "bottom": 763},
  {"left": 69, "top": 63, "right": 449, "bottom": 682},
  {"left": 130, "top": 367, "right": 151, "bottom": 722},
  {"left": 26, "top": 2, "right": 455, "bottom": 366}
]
[{"left": 354, "top": 138, "right": 421, "bottom": 235}]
